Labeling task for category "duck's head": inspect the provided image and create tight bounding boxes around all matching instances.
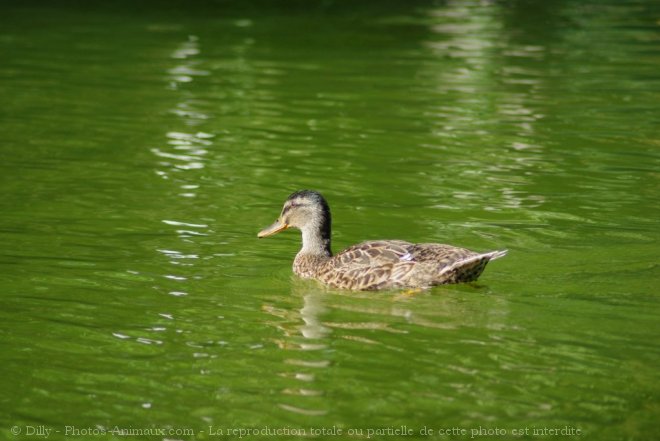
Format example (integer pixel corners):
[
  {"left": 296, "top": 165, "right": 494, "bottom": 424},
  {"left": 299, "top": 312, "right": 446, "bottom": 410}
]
[{"left": 258, "top": 190, "right": 331, "bottom": 241}]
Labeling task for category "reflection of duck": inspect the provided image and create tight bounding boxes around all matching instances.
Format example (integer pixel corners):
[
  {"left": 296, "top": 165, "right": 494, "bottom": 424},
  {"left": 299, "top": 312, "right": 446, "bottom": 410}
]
[{"left": 258, "top": 190, "right": 506, "bottom": 291}]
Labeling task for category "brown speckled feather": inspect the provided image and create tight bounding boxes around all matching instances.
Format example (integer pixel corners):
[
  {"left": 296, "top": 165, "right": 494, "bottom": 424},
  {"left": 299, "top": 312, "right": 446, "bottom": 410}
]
[{"left": 300, "top": 240, "right": 505, "bottom": 290}]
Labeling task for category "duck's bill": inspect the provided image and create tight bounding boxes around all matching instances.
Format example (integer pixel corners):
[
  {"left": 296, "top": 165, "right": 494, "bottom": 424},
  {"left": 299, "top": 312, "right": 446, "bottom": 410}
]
[{"left": 257, "top": 220, "right": 288, "bottom": 238}]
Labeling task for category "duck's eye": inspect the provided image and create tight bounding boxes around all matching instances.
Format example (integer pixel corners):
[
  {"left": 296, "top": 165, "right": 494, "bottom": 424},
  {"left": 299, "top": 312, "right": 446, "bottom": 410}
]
[{"left": 286, "top": 202, "right": 306, "bottom": 210}]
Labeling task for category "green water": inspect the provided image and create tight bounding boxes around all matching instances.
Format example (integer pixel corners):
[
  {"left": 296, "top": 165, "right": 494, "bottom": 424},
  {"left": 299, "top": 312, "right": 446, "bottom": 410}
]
[{"left": 1, "top": 1, "right": 659, "bottom": 440}]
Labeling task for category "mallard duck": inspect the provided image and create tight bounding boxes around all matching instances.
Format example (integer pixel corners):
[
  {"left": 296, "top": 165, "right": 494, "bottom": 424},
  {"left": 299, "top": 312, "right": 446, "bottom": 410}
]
[{"left": 258, "top": 190, "right": 506, "bottom": 290}]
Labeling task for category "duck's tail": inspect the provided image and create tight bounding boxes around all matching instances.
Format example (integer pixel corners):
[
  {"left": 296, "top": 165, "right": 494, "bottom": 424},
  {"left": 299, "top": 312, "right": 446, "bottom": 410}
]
[
  {"left": 485, "top": 249, "right": 508, "bottom": 261},
  {"left": 435, "top": 249, "right": 507, "bottom": 284}
]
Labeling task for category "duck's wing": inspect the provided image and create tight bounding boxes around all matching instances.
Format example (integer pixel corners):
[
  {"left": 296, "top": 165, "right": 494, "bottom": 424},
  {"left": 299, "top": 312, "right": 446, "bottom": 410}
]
[
  {"left": 334, "top": 240, "right": 413, "bottom": 265},
  {"left": 408, "top": 243, "right": 476, "bottom": 265},
  {"left": 319, "top": 240, "right": 416, "bottom": 290}
]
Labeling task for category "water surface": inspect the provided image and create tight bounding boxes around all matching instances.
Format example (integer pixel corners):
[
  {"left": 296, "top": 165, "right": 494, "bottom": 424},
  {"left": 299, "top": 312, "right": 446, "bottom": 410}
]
[{"left": 1, "top": 1, "right": 659, "bottom": 440}]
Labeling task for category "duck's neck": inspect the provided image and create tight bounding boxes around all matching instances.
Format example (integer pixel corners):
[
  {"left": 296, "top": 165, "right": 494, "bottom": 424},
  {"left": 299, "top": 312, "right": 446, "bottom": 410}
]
[
  {"left": 299, "top": 219, "right": 332, "bottom": 258},
  {"left": 293, "top": 225, "right": 332, "bottom": 279}
]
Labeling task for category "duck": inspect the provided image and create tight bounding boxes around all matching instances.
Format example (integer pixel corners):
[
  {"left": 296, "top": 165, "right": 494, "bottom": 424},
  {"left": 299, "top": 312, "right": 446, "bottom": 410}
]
[{"left": 258, "top": 190, "right": 506, "bottom": 291}]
